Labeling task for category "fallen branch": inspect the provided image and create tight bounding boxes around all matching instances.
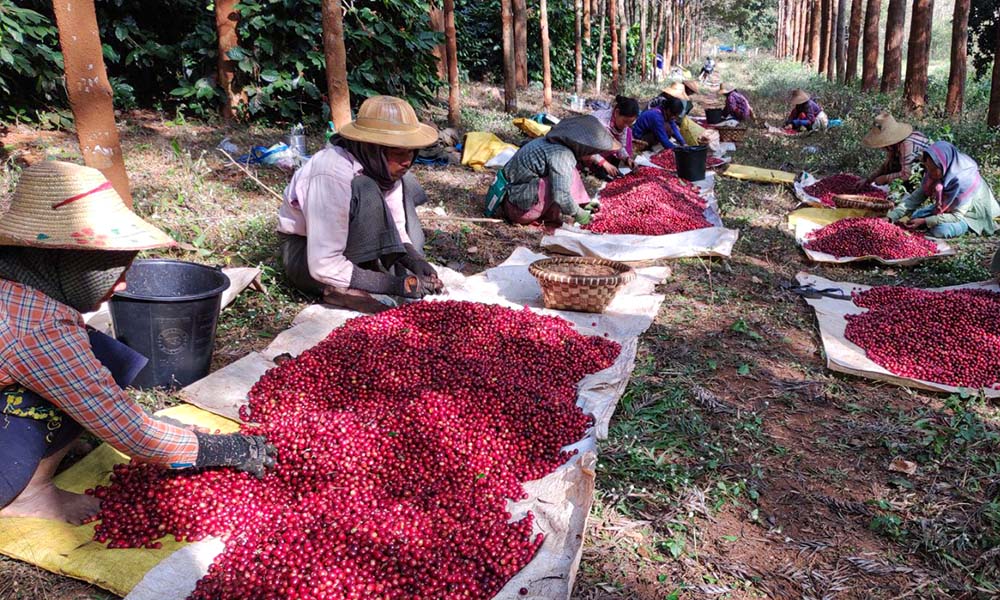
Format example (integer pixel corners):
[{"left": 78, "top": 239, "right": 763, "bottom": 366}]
[{"left": 217, "top": 148, "right": 285, "bottom": 202}]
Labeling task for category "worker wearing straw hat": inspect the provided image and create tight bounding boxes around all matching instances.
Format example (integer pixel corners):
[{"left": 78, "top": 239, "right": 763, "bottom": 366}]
[
  {"left": 784, "top": 89, "right": 828, "bottom": 131},
  {"left": 719, "top": 82, "right": 754, "bottom": 123},
  {"left": 863, "top": 111, "right": 931, "bottom": 187},
  {"left": 278, "top": 95, "right": 442, "bottom": 314},
  {"left": 649, "top": 81, "right": 693, "bottom": 117},
  {"left": 0, "top": 161, "right": 275, "bottom": 524}
]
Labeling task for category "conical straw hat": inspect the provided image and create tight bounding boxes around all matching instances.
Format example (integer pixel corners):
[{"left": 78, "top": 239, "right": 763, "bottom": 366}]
[
  {"left": 660, "top": 81, "right": 690, "bottom": 101},
  {"left": 338, "top": 95, "right": 439, "bottom": 149},
  {"left": 0, "top": 161, "right": 175, "bottom": 251},
  {"left": 789, "top": 88, "right": 810, "bottom": 105},
  {"left": 719, "top": 82, "right": 736, "bottom": 95},
  {"left": 682, "top": 79, "right": 700, "bottom": 95},
  {"left": 862, "top": 111, "right": 913, "bottom": 148}
]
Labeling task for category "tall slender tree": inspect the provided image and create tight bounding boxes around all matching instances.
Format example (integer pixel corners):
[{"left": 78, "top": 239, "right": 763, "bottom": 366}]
[
  {"left": 575, "top": 0, "right": 584, "bottom": 93},
  {"left": 52, "top": 0, "right": 131, "bottom": 205},
  {"left": 595, "top": 0, "right": 606, "bottom": 93},
  {"left": 542, "top": 0, "right": 554, "bottom": 108},
  {"left": 945, "top": 0, "right": 971, "bottom": 115},
  {"left": 321, "top": 0, "right": 352, "bottom": 132},
  {"left": 500, "top": 0, "right": 517, "bottom": 112},
  {"left": 810, "top": 0, "right": 822, "bottom": 65},
  {"left": 640, "top": 0, "right": 649, "bottom": 80},
  {"left": 836, "top": 0, "right": 848, "bottom": 79},
  {"left": 619, "top": 0, "right": 628, "bottom": 80},
  {"left": 797, "top": 0, "right": 809, "bottom": 62},
  {"left": 583, "top": 0, "right": 592, "bottom": 43},
  {"left": 788, "top": 0, "right": 798, "bottom": 59},
  {"left": 429, "top": 3, "right": 447, "bottom": 79},
  {"left": 215, "top": 0, "right": 243, "bottom": 121},
  {"left": 662, "top": 0, "right": 673, "bottom": 71},
  {"left": 444, "top": 0, "right": 460, "bottom": 127},
  {"left": 903, "top": 0, "right": 934, "bottom": 113},
  {"left": 819, "top": 0, "right": 830, "bottom": 73},
  {"left": 514, "top": 0, "right": 528, "bottom": 88},
  {"left": 826, "top": 0, "right": 837, "bottom": 80},
  {"left": 609, "top": 0, "right": 619, "bottom": 91},
  {"left": 860, "top": 0, "right": 882, "bottom": 90},
  {"left": 880, "top": 0, "right": 905, "bottom": 91},
  {"left": 845, "top": 0, "right": 863, "bottom": 80}
]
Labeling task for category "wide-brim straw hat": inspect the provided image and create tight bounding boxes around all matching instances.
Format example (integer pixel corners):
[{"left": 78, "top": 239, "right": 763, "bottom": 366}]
[
  {"left": 719, "top": 82, "right": 736, "bottom": 95},
  {"left": 862, "top": 111, "right": 913, "bottom": 148},
  {"left": 682, "top": 79, "right": 700, "bottom": 95},
  {"left": 660, "top": 81, "right": 690, "bottom": 101},
  {"left": 789, "top": 88, "right": 810, "bottom": 105},
  {"left": 338, "top": 95, "right": 438, "bottom": 149},
  {"left": 0, "top": 161, "right": 175, "bottom": 251}
]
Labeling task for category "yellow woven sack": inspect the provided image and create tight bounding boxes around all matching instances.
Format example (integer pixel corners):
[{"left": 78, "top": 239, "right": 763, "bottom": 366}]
[
  {"left": 512, "top": 117, "right": 551, "bottom": 138},
  {"left": 461, "top": 132, "right": 520, "bottom": 172},
  {"left": 722, "top": 164, "right": 797, "bottom": 184}
]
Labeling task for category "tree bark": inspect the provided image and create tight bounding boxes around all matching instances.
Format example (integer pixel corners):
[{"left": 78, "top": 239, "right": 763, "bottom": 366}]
[
  {"left": 583, "top": 0, "right": 592, "bottom": 43},
  {"left": 662, "top": 0, "right": 673, "bottom": 72},
  {"left": 819, "top": 0, "right": 830, "bottom": 73},
  {"left": 575, "top": 0, "right": 584, "bottom": 93},
  {"left": 610, "top": 0, "right": 619, "bottom": 92},
  {"left": 989, "top": 23, "right": 1000, "bottom": 127},
  {"left": 944, "top": 0, "right": 970, "bottom": 115},
  {"left": 797, "top": 0, "right": 808, "bottom": 61},
  {"left": 619, "top": 0, "right": 628, "bottom": 82},
  {"left": 809, "top": 0, "right": 822, "bottom": 66},
  {"left": 639, "top": 0, "right": 648, "bottom": 81},
  {"left": 860, "top": 0, "right": 881, "bottom": 90},
  {"left": 845, "top": 0, "right": 863, "bottom": 80},
  {"left": 777, "top": 0, "right": 786, "bottom": 57},
  {"left": 321, "top": 0, "right": 352, "bottom": 132},
  {"left": 826, "top": 0, "right": 837, "bottom": 80},
  {"left": 52, "top": 0, "right": 131, "bottom": 205},
  {"left": 429, "top": 2, "right": 447, "bottom": 80},
  {"left": 500, "top": 0, "right": 518, "bottom": 112},
  {"left": 444, "top": 0, "right": 460, "bottom": 127},
  {"left": 786, "top": 0, "right": 796, "bottom": 58},
  {"left": 880, "top": 0, "right": 905, "bottom": 91},
  {"left": 514, "top": 0, "right": 528, "bottom": 88},
  {"left": 903, "top": 0, "right": 933, "bottom": 114},
  {"left": 836, "top": 0, "right": 848, "bottom": 79},
  {"left": 542, "top": 0, "right": 554, "bottom": 108},
  {"left": 595, "top": 0, "right": 606, "bottom": 93},
  {"left": 214, "top": 0, "right": 243, "bottom": 121}
]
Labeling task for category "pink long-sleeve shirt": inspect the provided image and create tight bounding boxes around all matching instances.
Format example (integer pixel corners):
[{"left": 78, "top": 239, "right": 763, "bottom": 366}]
[{"left": 277, "top": 146, "right": 410, "bottom": 289}]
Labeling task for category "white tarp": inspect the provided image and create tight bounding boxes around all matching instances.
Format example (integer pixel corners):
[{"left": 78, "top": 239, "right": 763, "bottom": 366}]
[
  {"left": 797, "top": 272, "right": 1000, "bottom": 398},
  {"left": 127, "top": 248, "right": 669, "bottom": 600}
]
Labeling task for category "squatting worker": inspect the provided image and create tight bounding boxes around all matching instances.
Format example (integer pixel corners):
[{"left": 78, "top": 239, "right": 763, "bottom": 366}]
[
  {"left": 633, "top": 97, "right": 687, "bottom": 151},
  {"left": 587, "top": 95, "right": 640, "bottom": 179},
  {"left": 719, "top": 82, "right": 754, "bottom": 123},
  {"left": 863, "top": 111, "right": 931, "bottom": 187},
  {"left": 888, "top": 141, "right": 1000, "bottom": 239},
  {"left": 649, "top": 81, "right": 693, "bottom": 118},
  {"left": 784, "top": 89, "right": 827, "bottom": 131},
  {"left": 278, "top": 96, "right": 443, "bottom": 314},
  {"left": 495, "top": 115, "right": 618, "bottom": 229},
  {"left": 0, "top": 161, "right": 275, "bottom": 524}
]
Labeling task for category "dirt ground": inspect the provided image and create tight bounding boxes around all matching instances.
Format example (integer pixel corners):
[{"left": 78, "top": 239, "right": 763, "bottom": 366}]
[{"left": 1, "top": 57, "right": 999, "bottom": 599}]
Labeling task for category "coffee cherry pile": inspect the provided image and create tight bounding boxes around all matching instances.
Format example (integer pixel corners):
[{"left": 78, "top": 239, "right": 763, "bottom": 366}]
[
  {"left": 90, "top": 301, "right": 621, "bottom": 599},
  {"left": 586, "top": 167, "right": 711, "bottom": 235},
  {"left": 845, "top": 286, "right": 1000, "bottom": 388},
  {"left": 648, "top": 149, "right": 726, "bottom": 170},
  {"left": 803, "top": 173, "right": 888, "bottom": 206},
  {"left": 803, "top": 217, "right": 938, "bottom": 259}
]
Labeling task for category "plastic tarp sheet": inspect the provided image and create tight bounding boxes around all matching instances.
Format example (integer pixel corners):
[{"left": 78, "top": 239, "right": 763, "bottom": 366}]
[
  {"left": 797, "top": 272, "right": 1000, "bottom": 398},
  {"left": 2, "top": 248, "right": 669, "bottom": 600},
  {"left": 540, "top": 169, "right": 739, "bottom": 261},
  {"left": 788, "top": 207, "right": 956, "bottom": 266},
  {"left": 461, "top": 132, "right": 519, "bottom": 172}
]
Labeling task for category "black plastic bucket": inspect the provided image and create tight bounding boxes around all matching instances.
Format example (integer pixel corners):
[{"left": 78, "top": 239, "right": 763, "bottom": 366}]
[
  {"left": 705, "top": 108, "right": 725, "bottom": 124},
  {"left": 675, "top": 146, "right": 708, "bottom": 181},
  {"left": 109, "top": 260, "right": 231, "bottom": 390}
]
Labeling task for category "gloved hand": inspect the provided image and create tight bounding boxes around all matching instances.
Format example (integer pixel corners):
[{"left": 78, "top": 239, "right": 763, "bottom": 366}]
[
  {"left": 401, "top": 274, "right": 441, "bottom": 299},
  {"left": 574, "top": 209, "right": 592, "bottom": 226},
  {"left": 398, "top": 244, "right": 438, "bottom": 279},
  {"left": 194, "top": 432, "right": 277, "bottom": 479},
  {"left": 886, "top": 207, "right": 905, "bottom": 222},
  {"left": 585, "top": 200, "right": 601, "bottom": 213}
]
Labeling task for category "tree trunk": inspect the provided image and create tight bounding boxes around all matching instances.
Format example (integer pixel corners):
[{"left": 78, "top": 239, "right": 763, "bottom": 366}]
[
  {"left": 514, "top": 0, "right": 528, "bottom": 88},
  {"left": 52, "top": 0, "right": 131, "bottom": 205},
  {"left": 944, "top": 0, "right": 970, "bottom": 115},
  {"left": 860, "top": 0, "right": 881, "bottom": 90},
  {"left": 990, "top": 23, "right": 1000, "bottom": 127},
  {"left": 819, "top": 0, "right": 830, "bottom": 73},
  {"left": 214, "top": 0, "right": 243, "bottom": 121},
  {"left": 639, "top": 0, "right": 648, "bottom": 81},
  {"left": 610, "top": 0, "right": 619, "bottom": 92},
  {"left": 786, "top": 0, "right": 796, "bottom": 58},
  {"left": 444, "top": 0, "right": 460, "bottom": 127},
  {"left": 880, "top": 0, "right": 905, "bottom": 91},
  {"left": 575, "top": 0, "right": 584, "bottom": 93},
  {"left": 595, "top": 0, "right": 606, "bottom": 93},
  {"left": 662, "top": 0, "right": 673, "bottom": 72},
  {"left": 651, "top": 0, "right": 661, "bottom": 79},
  {"left": 797, "top": 0, "right": 808, "bottom": 61},
  {"left": 674, "top": 0, "right": 682, "bottom": 66},
  {"left": 321, "top": 0, "right": 352, "bottom": 132},
  {"left": 903, "top": 0, "right": 933, "bottom": 114},
  {"left": 777, "top": 0, "right": 786, "bottom": 56},
  {"left": 542, "top": 0, "right": 554, "bottom": 108},
  {"left": 429, "top": 3, "right": 447, "bottom": 80},
  {"left": 845, "top": 0, "right": 863, "bottom": 80},
  {"left": 826, "top": 0, "right": 837, "bottom": 80},
  {"left": 619, "top": 0, "right": 628, "bottom": 82},
  {"left": 584, "top": 0, "right": 592, "bottom": 43},
  {"left": 809, "top": 0, "right": 822, "bottom": 66},
  {"left": 836, "top": 0, "right": 848, "bottom": 79},
  {"left": 500, "top": 0, "right": 518, "bottom": 112}
]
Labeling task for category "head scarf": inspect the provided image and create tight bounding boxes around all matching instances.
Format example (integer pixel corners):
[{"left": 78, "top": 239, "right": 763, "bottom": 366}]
[
  {"left": 333, "top": 136, "right": 407, "bottom": 193},
  {"left": 545, "top": 115, "right": 616, "bottom": 159},
  {"left": 0, "top": 247, "right": 137, "bottom": 313},
  {"left": 922, "top": 141, "right": 982, "bottom": 214}
]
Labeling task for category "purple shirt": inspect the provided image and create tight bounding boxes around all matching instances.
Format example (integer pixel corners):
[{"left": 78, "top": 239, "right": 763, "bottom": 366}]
[{"left": 723, "top": 91, "right": 751, "bottom": 121}]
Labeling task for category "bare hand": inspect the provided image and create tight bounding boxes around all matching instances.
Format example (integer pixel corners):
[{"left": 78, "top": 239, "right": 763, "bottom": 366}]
[
  {"left": 601, "top": 161, "right": 622, "bottom": 178},
  {"left": 905, "top": 217, "right": 927, "bottom": 230}
]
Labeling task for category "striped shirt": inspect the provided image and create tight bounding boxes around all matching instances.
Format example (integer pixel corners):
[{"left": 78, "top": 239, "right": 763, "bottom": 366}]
[{"left": 0, "top": 280, "right": 198, "bottom": 467}]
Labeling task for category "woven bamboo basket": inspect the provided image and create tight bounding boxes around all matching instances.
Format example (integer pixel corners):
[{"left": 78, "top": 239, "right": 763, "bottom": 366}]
[
  {"left": 716, "top": 126, "right": 748, "bottom": 144},
  {"left": 528, "top": 257, "right": 636, "bottom": 313},
  {"left": 833, "top": 194, "right": 895, "bottom": 212}
]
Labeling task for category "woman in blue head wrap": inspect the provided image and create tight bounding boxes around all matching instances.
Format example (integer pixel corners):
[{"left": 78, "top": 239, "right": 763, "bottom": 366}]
[{"left": 888, "top": 141, "right": 999, "bottom": 238}]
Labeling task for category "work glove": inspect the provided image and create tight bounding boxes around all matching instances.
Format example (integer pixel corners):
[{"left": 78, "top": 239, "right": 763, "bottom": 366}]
[
  {"left": 397, "top": 244, "right": 439, "bottom": 279},
  {"left": 886, "top": 207, "right": 905, "bottom": 223},
  {"left": 401, "top": 274, "right": 442, "bottom": 299},
  {"left": 585, "top": 200, "right": 601, "bottom": 213},
  {"left": 574, "top": 209, "right": 593, "bottom": 226},
  {"left": 194, "top": 432, "right": 277, "bottom": 479}
]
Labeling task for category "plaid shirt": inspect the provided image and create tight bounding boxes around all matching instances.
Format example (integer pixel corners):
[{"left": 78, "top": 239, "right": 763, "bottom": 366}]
[
  {"left": 0, "top": 280, "right": 198, "bottom": 467},
  {"left": 785, "top": 98, "right": 823, "bottom": 127},
  {"left": 724, "top": 91, "right": 752, "bottom": 121}
]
